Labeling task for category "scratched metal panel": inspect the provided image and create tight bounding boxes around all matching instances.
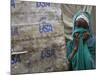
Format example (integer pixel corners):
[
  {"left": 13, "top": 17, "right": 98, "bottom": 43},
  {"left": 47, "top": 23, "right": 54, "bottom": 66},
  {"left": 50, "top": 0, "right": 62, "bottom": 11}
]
[
  {"left": 11, "top": 0, "right": 68, "bottom": 74},
  {"left": 11, "top": 23, "right": 64, "bottom": 40},
  {"left": 11, "top": 36, "right": 68, "bottom": 74},
  {"left": 11, "top": 1, "right": 61, "bottom": 25}
]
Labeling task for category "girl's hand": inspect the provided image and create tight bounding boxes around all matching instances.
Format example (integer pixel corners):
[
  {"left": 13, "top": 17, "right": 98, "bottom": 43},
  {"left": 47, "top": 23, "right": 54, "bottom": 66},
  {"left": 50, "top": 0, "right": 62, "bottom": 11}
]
[
  {"left": 74, "top": 33, "right": 80, "bottom": 52},
  {"left": 68, "top": 33, "right": 80, "bottom": 61},
  {"left": 83, "top": 32, "right": 90, "bottom": 40}
]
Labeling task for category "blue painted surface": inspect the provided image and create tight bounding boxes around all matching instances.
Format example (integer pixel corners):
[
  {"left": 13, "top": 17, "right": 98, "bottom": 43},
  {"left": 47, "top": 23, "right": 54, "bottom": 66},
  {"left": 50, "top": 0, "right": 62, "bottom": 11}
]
[
  {"left": 11, "top": 55, "right": 20, "bottom": 64},
  {"left": 36, "top": 2, "right": 50, "bottom": 8},
  {"left": 11, "top": 0, "right": 15, "bottom": 8},
  {"left": 41, "top": 48, "right": 55, "bottom": 59},
  {"left": 11, "top": 26, "right": 18, "bottom": 36},
  {"left": 39, "top": 22, "right": 53, "bottom": 33},
  {"left": 11, "top": 59, "right": 17, "bottom": 64}
]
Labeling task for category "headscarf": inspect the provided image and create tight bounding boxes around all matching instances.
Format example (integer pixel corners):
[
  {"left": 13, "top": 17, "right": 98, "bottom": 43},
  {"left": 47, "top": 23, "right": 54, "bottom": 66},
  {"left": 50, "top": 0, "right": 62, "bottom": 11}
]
[{"left": 66, "top": 11, "right": 96, "bottom": 70}]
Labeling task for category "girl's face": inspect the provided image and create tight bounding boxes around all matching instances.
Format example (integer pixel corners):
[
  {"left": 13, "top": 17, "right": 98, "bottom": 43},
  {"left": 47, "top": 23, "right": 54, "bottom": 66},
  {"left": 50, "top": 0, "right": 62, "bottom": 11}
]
[
  {"left": 75, "top": 18, "right": 89, "bottom": 29},
  {"left": 74, "top": 18, "right": 90, "bottom": 40}
]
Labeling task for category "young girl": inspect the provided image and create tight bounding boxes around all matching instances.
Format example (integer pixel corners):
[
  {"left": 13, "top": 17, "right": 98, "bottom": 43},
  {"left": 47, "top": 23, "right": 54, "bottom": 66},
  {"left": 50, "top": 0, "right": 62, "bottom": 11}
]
[{"left": 66, "top": 11, "right": 96, "bottom": 70}]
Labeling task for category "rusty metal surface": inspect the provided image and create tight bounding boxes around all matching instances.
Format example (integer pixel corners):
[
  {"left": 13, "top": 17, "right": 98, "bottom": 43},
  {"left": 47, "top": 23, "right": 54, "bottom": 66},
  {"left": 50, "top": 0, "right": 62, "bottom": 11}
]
[{"left": 11, "top": 1, "right": 68, "bottom": 74}]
